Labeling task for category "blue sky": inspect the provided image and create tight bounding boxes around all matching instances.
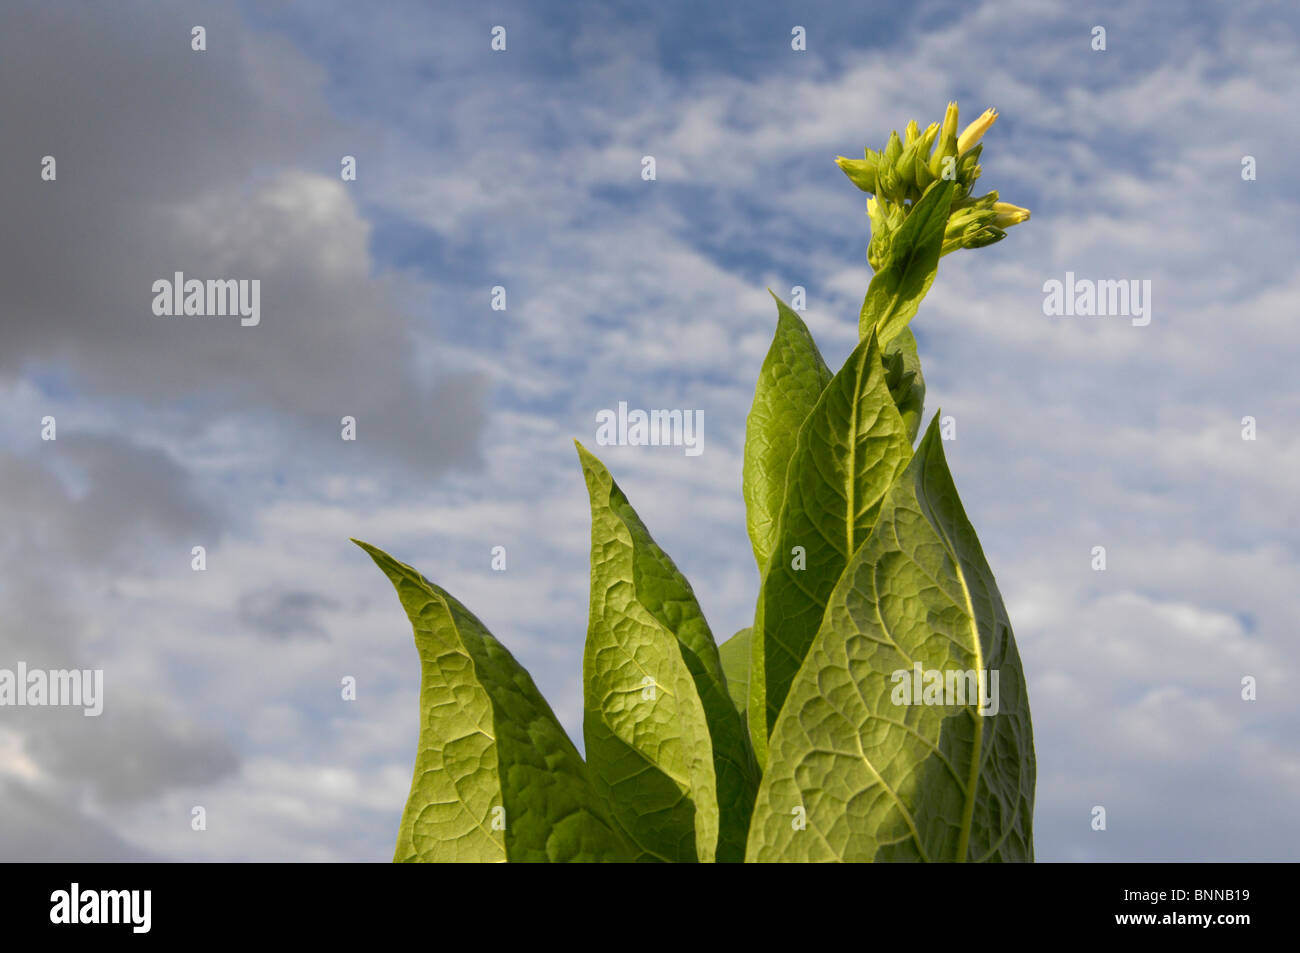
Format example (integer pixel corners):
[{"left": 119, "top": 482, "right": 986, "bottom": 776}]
[{"left": 0, "top": 0, "right": 1297, "bottom": 861}]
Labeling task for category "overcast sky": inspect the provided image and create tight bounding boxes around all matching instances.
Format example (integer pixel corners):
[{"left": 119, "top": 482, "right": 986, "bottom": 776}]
[{"left": 1, "top": 0, "right": 1297, "bottom": 861}]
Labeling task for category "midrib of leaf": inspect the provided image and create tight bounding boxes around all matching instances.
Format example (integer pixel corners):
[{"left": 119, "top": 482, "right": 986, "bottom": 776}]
[
  {"left": 844, "top": 370, "right": 860, "bottom": 558},
  {"left": 928, "top": 473, "right": 984, "bottom": 863}
]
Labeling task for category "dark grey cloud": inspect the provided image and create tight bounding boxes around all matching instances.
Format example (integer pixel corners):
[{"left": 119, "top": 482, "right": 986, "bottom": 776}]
[
  {"left": 0, "top": 433, "right": 221, "bottom": 666},
  {"left": 18, "top": 702, "right": 239, "bottom": 805},
  {"left": 0, "top": 1, "right": 483, "bottom": 857},
  {"left": 0, "top": 432, "right": 239, "bottom": 822},
  {"left": 237, "top": 587, "right": 339, "bottom": 641},
  {"left": 0, "top": 434, "right": 222, "bottom": 570},
  {"left": 0, "top": 0, "right": 485, "bottom": 475},
  {"left": 0, "top": 778, "right": 161, "bottom": 861}
]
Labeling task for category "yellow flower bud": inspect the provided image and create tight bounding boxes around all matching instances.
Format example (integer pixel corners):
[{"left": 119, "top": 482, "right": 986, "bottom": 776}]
[
  {"left": 957, "top": 107, "right": 998, "bottom": 155},
  {"left": 992, "top": 201, "right": 1031, "bottom": 227},
  {"left": 883, "top": 129, "right": 903, "bottom": 164},
  {"left": 836, "top": 155, "right": 878, "bottom": 193},
  {"left": 940, "top": 101, "right": 960, "bottom": 142}
]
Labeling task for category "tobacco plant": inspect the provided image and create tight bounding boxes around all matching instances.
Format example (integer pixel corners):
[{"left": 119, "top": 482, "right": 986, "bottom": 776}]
[{"left": 356, "top": 102, "right": 1036, "bottom": 862}]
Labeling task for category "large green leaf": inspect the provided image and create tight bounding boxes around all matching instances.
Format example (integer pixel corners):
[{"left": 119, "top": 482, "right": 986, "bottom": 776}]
[
  {"left": 745, "top": 419, "right": 1036, "bottom": 861},
  {"left": 354, "top": 540, "right": 632, "bottom": 863},
  {"left": 577, "top": 444, "right": 758, "bottom": 863},
  {"left": 882, "top": 327, "right": 926, "bottom": 445},
  {"left": 860, "top": 180, "right": 955, "bottom": 346},
  {"left": 743, "top": 291, "right": 832, "bottom": 573},
  {"left": 748, "top": 329, "right": 912, "bottom": 767},
  {"left": 718, "top": 627, "right": 752, "bottom": 721}
]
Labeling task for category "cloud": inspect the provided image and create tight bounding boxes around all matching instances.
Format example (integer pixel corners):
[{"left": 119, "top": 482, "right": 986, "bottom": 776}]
[
  {"left": 0, "top": 777, "right": 161, "bottom": 862},
  {"left": 238, "top": 587, "right": 340, "bottom": 641},
  {"left": 0, "top": 1, "right": 485, "bottom": 476},
  {"left": 0, "top": 433, "right": 221, "bottom": 670},
  {"left": 19, "top": 702, "right": 240, "bottom": 805}
]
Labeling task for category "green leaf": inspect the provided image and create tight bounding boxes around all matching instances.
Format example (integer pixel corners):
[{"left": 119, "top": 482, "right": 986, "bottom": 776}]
[
  {"left": 743, "top": 291, "right": 833, "bottom": 573},
  {"left": 353, "top": 539, "right": 632, "bottom": 863},
  {"left": 577, "top": 444, "right": 758, "bottom": 863},
  {"left": 882, "top": 327, "right": 926, "bottom": 445},
  {"left": 718, "top": 628, "right": 752, "bottom": 721},
  {"left": 745, "top": 419, "right": 1036, "bottom": 862},
  {"left": 748, "top": 330, "right": 912, "bottom": 768},
  {"left": 860, "top": 180, "right": 956, "bottom": 346}
]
